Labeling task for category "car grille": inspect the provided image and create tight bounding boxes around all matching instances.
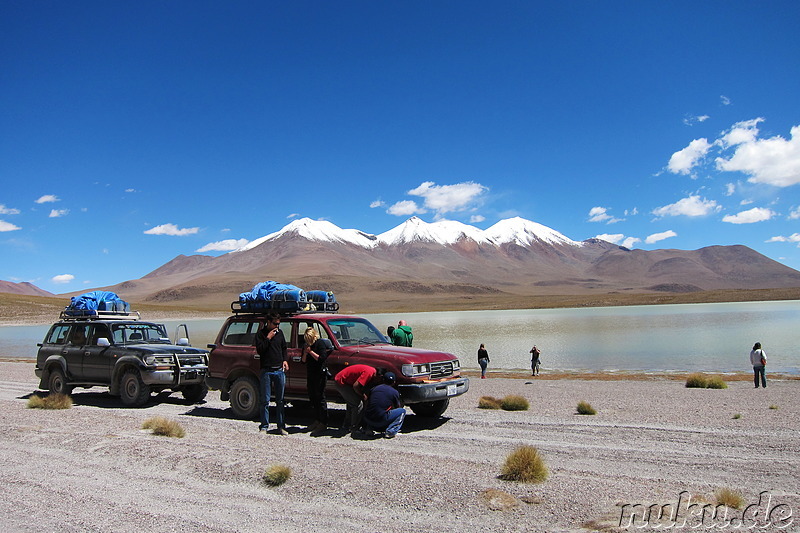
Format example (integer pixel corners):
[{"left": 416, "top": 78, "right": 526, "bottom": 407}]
[
  {"left": 430, "top": 361, "right": 455, "bottom": 379},
  {"left": 179, "top": 355, "right": 206, "bottom": 366}
]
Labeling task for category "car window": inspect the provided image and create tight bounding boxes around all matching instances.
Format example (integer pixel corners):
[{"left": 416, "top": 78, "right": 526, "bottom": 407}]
[
  {"left": 89, "top": 324, "right": 111, "bottom": 345},
  {"left": 111, "top": 323, "right": 170, "bottom": 344},
  {"left": 327, "top": 318, "right": 385, "bottom": 346},
  {"left": 68, "top": 324, "right": 90, "bottom": 345},
  {"left": 46, "top": 324, "right": 71, "bottom": 345},
  {"left": 223, "top": 320, "right": 258, "bottom": 346},
  {"left": 296, "top": 321, "right": 329, "bottom": 348}
]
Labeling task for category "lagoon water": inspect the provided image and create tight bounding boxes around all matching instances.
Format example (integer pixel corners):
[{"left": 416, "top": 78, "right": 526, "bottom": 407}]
[{"left": 2, "top": 301, "right": 798, "bottom": 374}]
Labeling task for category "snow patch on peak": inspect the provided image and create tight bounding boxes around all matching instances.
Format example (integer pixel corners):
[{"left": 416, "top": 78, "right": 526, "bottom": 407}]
[
  {"left": 484, "top": 217, "right": 580, "bottom": 246},
  {"left": 378, "top": 217, "right": 491, "bottom": 246},
  {"left": 233, "top": 218, "right": 377, "bottom": 252}
]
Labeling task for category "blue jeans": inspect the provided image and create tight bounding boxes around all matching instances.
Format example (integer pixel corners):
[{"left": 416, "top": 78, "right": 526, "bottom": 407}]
[
  {"left": 260, "top": 368, "right": 286, "bottom": 430},
  {"left": 365, "top": 407, "right": 406, "bottom": 436},
  {"left": 479, "top": 358, "right": 488, "bottom": 377},
  {"left": 753, "top": 365, "right": 766, "bottom": 388}
]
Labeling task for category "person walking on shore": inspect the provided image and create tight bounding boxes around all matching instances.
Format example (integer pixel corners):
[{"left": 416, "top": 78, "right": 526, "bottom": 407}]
[
  {"left": 530, "top": 345, "right": 541, "bottom": 376},
  {"left": 750, "top": 342, "right": 767, "bottom": 389},
  {"left": 477, "top": 344, "right": 489, "bottom": 379}
]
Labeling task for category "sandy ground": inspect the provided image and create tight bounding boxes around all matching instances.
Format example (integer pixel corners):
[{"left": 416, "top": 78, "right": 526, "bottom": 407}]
[{"left": 1, "top": 361, "right": 798, "bottom": 532}]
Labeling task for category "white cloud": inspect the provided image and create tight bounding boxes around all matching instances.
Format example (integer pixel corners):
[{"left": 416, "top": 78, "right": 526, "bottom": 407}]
[
  {"left": 469, "top": 214, "right": 485, "bottom": 223},
  {"left": 387, "top": 200, "right": 425, "bottom": 216},
  {"left": 722, "top": 207, "right": 776, "bottom": 224},
  {"left": 721, "top": 95, "right": 731, "bottom": 106},
  {"left": 0, "top": 204, "right": 21, "bottom": 215},
  {"left": 645, "top": 230, "right": 677, "bottom": 244},
  {"left": 370, "top": 199, "right": 385, "bottom": 208},
  {"left": 718, "top": 118, "right": 763, "bottom": 148},
  {"left": 36, "top": 194, "right": 59, "bottom": 204},
  {"left": 624, "top": 207, "right": 638, "bottom": 216},
  {"left": 652, "top": 195, "right": 721, "bottom": 218},
  {"left": 52, "top": 274, "right": 75, "bottom": 284},
  {"left": 595, "top": 233, "right": 624, "bottom": 244},
  {"left": 125, "top": 188, "right": 136, "bottom": 193},
  {"left": 767, "top": 233, "right": 800, "bottom": 243},
  {"left": 196, "top": 239, "right": 250, "bottom": 252},
  {"left": 739, "top": 199, "right": 753, "bottom": 206},
  {"left": 0, "top": 220, "right": 22, "bottom": 231},
  {"left": 588, "top": 206, "right": 622, "bottom": 223},
  {"left": 668, "top": 138, "right": 711, "bottom": 176},
  {"left": 287, "top": 213, "right": 299, "bottom": 219},
  {"left": 788, "top": 207, "right": 800, "bottom": 220},
  {"left": 621, "top": 237, "right": 641, "bottom": 249},
  {"left": 683, "top": 114, "right": 710, "bottom": 126},
  {"left": 407, "top": 181, "right": 487, "bottom": 214},
  {"left": 49, "top": 209, "right": 69, "bottom": 218},
  {"left": 715, "top": 124, "right": 800, "bottom": 187},
  {"left": 144, "top": 223, "right": 200, "bottom": 236},
  {"left": 724, "top": 183, "right": 736, "bottom": 196}
]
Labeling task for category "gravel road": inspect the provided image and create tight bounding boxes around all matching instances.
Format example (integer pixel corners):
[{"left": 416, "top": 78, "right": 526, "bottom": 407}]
[{"left": 1, "top": 362, "right": 797, "bottom": 532}]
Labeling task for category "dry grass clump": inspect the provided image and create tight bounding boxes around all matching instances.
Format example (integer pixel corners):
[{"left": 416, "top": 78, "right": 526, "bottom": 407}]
[
  {"left": 500, "top": 445, "right": 548, "bottom": 483},
  {"left": 769, "top": 404, "right": 779, "bottom": 410},
  {"left": 685, "top": 373, "right": 727, "bottom": 389},
  {"left": 27, "top": 393, "right": 72, "bottom": 410},
  {"left": 142, "top": 416, "right": 185, "bottom": 438},
  {"left": 262, "top": 464, "right": 292, "bottom": 486},
  {"left": 478, "top": 396, "right": 502, "bottom": 409},
  {"left": 732, "top": 413, "right": 742, "bottom": 419},
  {"left": 576, "top": 401, "right": 597, "bottom": 415},
  {"left": 500, "top": 395, "right": 530, "bottom": 411},
  {"left": 715, "top": 487, "right": 744, "bottom": 509},
  {"left": 480, "top": 488, "right": 519, "bottom": 511}
]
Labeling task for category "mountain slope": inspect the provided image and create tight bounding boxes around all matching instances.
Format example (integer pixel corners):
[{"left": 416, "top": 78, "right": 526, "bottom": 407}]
[{"left": 0, "top": 280, "right": 54, "bottom": 297}]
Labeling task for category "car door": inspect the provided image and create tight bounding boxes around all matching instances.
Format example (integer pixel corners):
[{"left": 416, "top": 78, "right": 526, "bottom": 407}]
[
  {"left": 61, "top": 324, "right": 91, "bottom": 380},
  {"left": 82, "top": 323, "right": 114, "bottom": 382}
]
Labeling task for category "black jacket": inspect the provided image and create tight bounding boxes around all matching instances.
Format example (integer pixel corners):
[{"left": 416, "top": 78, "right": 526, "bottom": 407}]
[{"left": 255, "top": 327, "right": 288, "bottom": 370}]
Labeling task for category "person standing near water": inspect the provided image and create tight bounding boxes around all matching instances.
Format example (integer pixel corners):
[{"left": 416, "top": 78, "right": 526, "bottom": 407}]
[
  {"left": 750, "top": 342, "right": 767, "bottom": 389},
  {"left": 478, "top": 344, "right": 489, "bottom": 379},
  {"left": 530, "top": 345, "right": 541, "bottom": 376}
]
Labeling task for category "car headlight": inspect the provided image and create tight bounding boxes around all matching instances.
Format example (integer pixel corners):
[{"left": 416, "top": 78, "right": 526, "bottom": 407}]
[
  {"left": 401, "top": 363, "right": 430, "bottom": 377},
  {"left": 144, "top": 355, "right": 175, "bottom": 369},
  {"left": 452, "top": 359, "right": 461, "bottom": 370}
]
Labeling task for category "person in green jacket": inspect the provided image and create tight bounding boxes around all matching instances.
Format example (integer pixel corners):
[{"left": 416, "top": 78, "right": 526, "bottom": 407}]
[{"left": 391, "top": 320, "right": 413, "bottom": 347}]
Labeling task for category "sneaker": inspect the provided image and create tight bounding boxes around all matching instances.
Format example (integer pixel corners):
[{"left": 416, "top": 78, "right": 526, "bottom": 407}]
[
  {"left": 278, "top": 428, "right": 289, "bottom": 436},
  {"left": 384, "top": 432, "right": 396, "bottom": 439}
]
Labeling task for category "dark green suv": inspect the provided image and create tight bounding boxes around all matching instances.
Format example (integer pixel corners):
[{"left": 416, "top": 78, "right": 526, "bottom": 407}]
[{"left": 35, "top": 311, "right": 209, "bottom": 406}]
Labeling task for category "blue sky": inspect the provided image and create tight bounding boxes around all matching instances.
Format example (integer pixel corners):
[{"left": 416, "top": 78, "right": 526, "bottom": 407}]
[{"left": 2, "top": 1, "right": 800, "bottom": 295}]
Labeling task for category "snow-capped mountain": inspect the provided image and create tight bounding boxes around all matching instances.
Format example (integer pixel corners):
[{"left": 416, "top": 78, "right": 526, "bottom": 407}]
[{"left": 233, "top": 216, "right": 578, "bottom": 251}]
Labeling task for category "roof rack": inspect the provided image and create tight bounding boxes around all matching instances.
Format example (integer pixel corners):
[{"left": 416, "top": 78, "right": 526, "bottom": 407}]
[
  {"left": 230, "top": 300, "right": 339, "bottom": 316},
  {"left": 60, "top": 309, "right": 142, "bottom": 321}
]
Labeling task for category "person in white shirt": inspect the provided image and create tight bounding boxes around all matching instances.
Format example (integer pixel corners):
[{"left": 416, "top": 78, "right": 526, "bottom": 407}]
[{"left": 749, "top": 342, "right": 767, "bottom": 389}]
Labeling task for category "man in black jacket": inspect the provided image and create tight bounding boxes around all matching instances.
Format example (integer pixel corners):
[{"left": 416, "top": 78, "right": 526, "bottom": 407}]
[{"left": 255, "top": 313, "right": 289, "bottom": 435}]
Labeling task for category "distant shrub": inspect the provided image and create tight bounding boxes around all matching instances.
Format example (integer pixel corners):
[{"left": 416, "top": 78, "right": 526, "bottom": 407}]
[
  {"left": 478, "top": 396, "right": 502, "bottom": 409},
  {"left": 27, "top": 393, "right": 72, "bottom": 410},
  {"left": 500, "top": 395, "right": 530, "bottom": 411},
  {"left": 262, "top": 464, "right": 292, "bottom": 487},
  {"left": 576, "top": 401, "right": 597, "bottom": 415},
  {"left": 705, "top": 376, "right": 728, "bottom": 389},
  {"left": 142, "top": 416, "right": 185, "bottom": 438},
  {"left": 732, "top": 413, "right": 741, "bottom": 420},
  {"left": 769, "top": 405, "right": 779, "bottom": 410},
  {"left": 685, "top": 374, "right": 708, "bottom": 388},
  {"left": 715, "top": 487, "right": 744, "bottom": 509},
  {"left": 500, "top": 445, "right": 548, "bottom": 483}
]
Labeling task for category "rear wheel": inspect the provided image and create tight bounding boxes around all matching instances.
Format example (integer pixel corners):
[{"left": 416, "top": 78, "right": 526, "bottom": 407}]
[
  {"left": 410, "top": 398, "right": 449, "bottom": 417},
  {"left": 120, "top": 370, "right": 151, "bottom": 407},
  {"left": 181, "top": 383, "right": 208, "bottom": 403},
  {"left": 229, "top": 376, "right": 260, "bottom": 420},
  {"left": 48, "top": 367, "right": 72, "bottom": 396}
]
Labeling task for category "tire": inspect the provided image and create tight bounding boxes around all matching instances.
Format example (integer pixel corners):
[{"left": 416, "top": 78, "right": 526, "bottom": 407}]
[
  {"left": 229, "top": 376, "right": 260, "bottom": 420},
  {"left": 410, "top": 398, "right": 449, "bottom": 418},
  {"left": 119, "top": 370, "right": 151, "bottom": 407},
  {"left": 181, "top": 383, "right": 208, "bottom": 403},
  {"left": 48, "top": 367, "right": 72, "bottom": 396}
]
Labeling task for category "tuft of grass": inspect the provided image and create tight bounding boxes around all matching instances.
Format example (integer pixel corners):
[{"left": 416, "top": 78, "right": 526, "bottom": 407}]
[
  {"left": 576, "top": 401, "right": 597, "bottom": 415},
  {"left": 715, "top": 487, "right": 744, "bottom": 509},
  {"left": 705, "top": 376, "right": 728, "bottom": 389},
  {"left": 142, "top": 416, "right": 185, "bottom": 438},
  {"left": 769, "top": 404, "right": 779, "bottom": 410},
  {"left": 685, "top": 373, "right": 708, "bottom": 388},
  {"left": 478, "top": 396, "right": 502, "bottom": 409},
  {"left": 732, "top": 413, "right": 742, "bottom": 420},
  {"left": 27, "top": 393, "right": 72, "bottom": 410},
  {"left": 262, "top": 464, "right": 292, "bottom": 486},
  {"left": 500, "top": 395, "right": 530, "bottom": 411},
  {"left": 500, "top": 445, "right": 548, "bottom": 483}
]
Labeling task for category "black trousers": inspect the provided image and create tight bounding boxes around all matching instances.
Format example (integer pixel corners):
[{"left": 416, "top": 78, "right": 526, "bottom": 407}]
[{"left": 307, "top": 372, "right": 328, "bottom": 424}]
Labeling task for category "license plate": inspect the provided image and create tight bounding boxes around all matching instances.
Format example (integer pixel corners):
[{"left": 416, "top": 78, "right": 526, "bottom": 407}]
[{"left": 446, "top": 384, "right": 457, "bottom": 396}]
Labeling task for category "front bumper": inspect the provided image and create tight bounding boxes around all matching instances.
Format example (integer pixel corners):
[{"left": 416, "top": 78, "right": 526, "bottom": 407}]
[
  {"left": 142, "top": 367, "right": 207, "bottom": 387},
  {"left": 398, "top": 376, "right": 469, "bottom": 403}
]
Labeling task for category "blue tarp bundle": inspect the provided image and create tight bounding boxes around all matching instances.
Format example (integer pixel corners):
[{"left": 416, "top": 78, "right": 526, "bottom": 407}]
[
  {"left": 306, "top": 290, "right": 336, "bottom": 303},
  {"left": 237, "top": 282, "right": 337, "bottom": 312},
  {"left": 67, "top": 291, "right": 130, "bottom": 314},
  {"left": 239, "top": 281, "right": 307, "bottom": 304}
]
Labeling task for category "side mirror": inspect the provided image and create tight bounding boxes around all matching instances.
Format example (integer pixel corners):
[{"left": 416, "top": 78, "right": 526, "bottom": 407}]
[
  {"left": 97, "top": 338, "right": 111, "bottom": 347},
  {"left": 177, "top": 337, "right": 190, "bottom": 346}
]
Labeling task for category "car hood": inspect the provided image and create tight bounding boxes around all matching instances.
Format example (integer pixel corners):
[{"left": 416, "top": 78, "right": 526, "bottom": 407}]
[
  {"left": 340, "top": 344, "right": 458, "bottom": 363},
  {"left": 123, "top": 344, "right": 208, "bottom": 355}
]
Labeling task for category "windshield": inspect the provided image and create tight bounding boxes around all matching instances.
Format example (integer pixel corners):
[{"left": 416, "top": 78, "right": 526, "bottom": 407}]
[
  {"left": 327, "top": 318, "right": 390, "bottom": 347},
  {"left": 111, "top": 323, "right": 170, "bottom": 344}
]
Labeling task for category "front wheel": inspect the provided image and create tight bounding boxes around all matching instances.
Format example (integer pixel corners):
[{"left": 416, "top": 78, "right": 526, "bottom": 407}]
[
  {"left": 120, "top": 371, "right": 151, "bottom": 407},
  {"left": 48, "top": 367, "right": 72, "bottom": 396},
  {"left": 229, "top": 376, "right": 260, "bottom": 420},
  {"left": 409, "top": 398, "right": 449, "bottom": 417},
  {"left": 181, "top": 383, "right": 208, "bottom": 403}
]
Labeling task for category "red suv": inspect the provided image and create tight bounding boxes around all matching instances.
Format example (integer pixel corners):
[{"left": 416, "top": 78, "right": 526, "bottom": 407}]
[{"left": 206, "top": 310, "right": 469, "bottom": 419}]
